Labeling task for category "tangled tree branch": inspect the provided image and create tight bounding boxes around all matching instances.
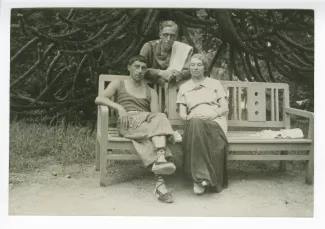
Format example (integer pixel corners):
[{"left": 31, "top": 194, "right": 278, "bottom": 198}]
[
  {"left": 11, "top": 43, "right": 56, "bottom": 88},
  {"left": 10, "top": 8, "right": 314, "bottom": 122},
  {"left": 10, "top": 37, "right": 40, "bottom": 63}
]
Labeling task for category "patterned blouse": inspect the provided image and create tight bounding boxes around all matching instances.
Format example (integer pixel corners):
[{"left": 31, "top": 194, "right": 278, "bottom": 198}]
[{"left": 176, "top": 77, "right": 228, "bottom": 133}]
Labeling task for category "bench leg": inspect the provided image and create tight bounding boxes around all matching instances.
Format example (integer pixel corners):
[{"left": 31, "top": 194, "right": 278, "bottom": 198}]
[
  {"left": 279, "top": 151, "right": 288, "bottom": 172},
  {"left": 305, "top": 147, "right": 314, "bottom": 185},
  {"left": 100, "top": 147, "right": 110, "bottom": 187},
  {"left": 95, "top": 139, "right": 100, "bottom": 171}
]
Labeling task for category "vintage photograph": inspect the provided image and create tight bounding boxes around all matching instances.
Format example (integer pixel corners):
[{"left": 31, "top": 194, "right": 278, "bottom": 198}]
[{"left": 8, "top": 8, "right": 314, "bottom": 216}]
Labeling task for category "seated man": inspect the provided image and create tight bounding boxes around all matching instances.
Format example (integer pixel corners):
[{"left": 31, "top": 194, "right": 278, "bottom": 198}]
[
  {"left": 140, "top": 20, "right": 193, "bottom": 86},
  {"left": 95, "top": 55, "right": 176, "bottom": 204}
]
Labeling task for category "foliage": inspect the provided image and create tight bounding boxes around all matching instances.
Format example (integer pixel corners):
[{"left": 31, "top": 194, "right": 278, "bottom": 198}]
[{"left": 10, "top": 8, "right": 314, "bottom": 124}]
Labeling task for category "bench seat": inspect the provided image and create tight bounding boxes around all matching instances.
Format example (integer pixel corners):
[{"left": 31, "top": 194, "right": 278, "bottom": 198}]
[{"left": 105, "top": 128, "right": 311, "bottom": 145}]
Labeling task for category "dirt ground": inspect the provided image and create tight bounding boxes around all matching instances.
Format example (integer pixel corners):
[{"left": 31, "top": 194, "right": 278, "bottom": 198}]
[{"left": 8, "top": 160, "right": 313, "bottom": 217}]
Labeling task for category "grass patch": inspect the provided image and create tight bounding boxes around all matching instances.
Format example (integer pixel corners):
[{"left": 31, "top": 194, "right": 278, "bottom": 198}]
[{"left": 9, "top": 120, "right": 96, "bottom": 172}]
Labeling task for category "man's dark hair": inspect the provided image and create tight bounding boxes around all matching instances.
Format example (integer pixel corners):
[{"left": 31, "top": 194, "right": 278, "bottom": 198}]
[{"left": 128, "top": 55, "right": 148, "bottom": 66}]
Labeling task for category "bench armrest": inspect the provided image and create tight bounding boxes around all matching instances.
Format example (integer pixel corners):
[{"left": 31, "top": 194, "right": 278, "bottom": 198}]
[
  {"left": 284, "top": 107, "right": 314, "bottom": 119},
  {"left": 97, "top": 105, "right": 109, "bottom": 139},
  {"left": 284, "top": 107, "right": 314, "bottom": 140}
]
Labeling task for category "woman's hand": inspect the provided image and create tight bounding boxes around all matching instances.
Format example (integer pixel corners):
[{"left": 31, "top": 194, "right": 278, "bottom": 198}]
[
  {"left": 211, "top": 105, "right": 222, "bottom": 118},
  {"left": 187, "top": 105, "right": 221, "bottom": 121},
  {"left": 187, "top": 112, "right": 212, "bottom": 120}
]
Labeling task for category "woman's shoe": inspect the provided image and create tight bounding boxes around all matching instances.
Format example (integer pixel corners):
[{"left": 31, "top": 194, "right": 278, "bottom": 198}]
[
  {"left": 152, "top": 161, "right": 176, "bottom": 175},
  {"left": 201, "top": 180, "right": 209, "bottom": 187},
  {"left": 193, "top": 182, "right": 205, "bottom": 195},
  {"left": 154, "top": 176, "right": 174, "bottom": 203}
]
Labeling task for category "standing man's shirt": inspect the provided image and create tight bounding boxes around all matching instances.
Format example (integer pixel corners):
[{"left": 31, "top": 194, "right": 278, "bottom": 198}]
[{"left": 140, "top": 39, "right": 192, "bottom": 85}]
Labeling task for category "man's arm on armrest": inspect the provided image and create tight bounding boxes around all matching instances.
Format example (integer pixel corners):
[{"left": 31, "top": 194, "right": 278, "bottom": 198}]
[{"left": 95, "top": 80, "right": 124, "bottom": 112}]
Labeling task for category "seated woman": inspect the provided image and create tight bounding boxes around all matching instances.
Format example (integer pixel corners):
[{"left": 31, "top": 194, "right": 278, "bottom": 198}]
[
  {"left": 176, "top": 54, "right": 229, "bottom": 195},
  {"left": 95, "top": 55, "right": 176, "bottom": 203}
]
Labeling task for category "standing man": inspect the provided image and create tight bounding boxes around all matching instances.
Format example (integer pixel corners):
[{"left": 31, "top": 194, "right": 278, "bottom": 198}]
[{"left": 140, "top": 20, "right": 193, "bottom": 86}]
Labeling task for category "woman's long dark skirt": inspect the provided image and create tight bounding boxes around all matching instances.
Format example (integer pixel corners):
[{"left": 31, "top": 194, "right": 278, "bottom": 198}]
[{"left": 182, "top": 118, "right": 229, "bottom": 193}]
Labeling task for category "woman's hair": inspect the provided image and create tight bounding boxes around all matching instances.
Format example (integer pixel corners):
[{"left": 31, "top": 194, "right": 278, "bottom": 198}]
[
  {"left": 159, "top": 20, "right": 179, "bottom": 34},
  {"left": 190, "top": 53, "right": 209, "bottom": 76}
]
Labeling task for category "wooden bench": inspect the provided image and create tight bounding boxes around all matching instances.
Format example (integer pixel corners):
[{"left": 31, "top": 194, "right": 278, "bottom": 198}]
[{"left": 96, "top": 74, "right": 314, "bottom": 187}]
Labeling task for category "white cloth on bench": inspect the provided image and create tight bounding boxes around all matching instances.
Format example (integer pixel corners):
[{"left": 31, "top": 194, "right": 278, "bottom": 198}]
[{"left": 252, "top": 128, "right": 304, "bottom": 139}]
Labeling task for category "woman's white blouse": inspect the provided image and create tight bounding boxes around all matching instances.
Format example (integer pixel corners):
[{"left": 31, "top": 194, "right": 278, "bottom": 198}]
[{"left": 176, "top": 77, "right": 228, "bottom": 133}]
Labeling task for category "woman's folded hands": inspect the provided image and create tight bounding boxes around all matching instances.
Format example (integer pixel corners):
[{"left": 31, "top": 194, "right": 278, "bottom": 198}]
[{"left": 187, "top": 105, "right": 221, "bottom": 121}]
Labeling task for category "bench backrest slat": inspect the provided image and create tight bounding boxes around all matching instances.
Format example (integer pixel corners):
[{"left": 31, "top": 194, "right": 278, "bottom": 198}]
[{"left": 99, "top": 75, "right": 290, "bottom": 128}]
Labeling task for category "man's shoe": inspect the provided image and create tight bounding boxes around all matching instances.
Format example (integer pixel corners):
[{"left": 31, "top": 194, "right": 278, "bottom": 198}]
[
  {"left": 154, "top": 176, "right": 174, "bottom": 203},
  {"left": 152, "top": 162, "right": 176, "bottom": 175}
]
